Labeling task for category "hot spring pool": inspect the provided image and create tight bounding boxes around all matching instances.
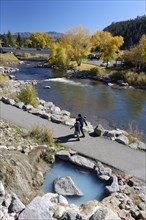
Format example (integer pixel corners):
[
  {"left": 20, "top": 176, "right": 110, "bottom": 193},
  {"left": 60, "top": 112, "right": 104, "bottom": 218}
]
[{"left": 42, "top": 158, "right": 109, "bottom": 205}]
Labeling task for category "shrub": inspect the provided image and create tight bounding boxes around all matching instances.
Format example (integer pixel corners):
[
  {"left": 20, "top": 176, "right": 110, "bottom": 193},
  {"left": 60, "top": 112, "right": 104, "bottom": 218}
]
[
  {"left": 30, "top": 125, "right": 55, "bottom": 146},
  {"left": 0, "top": 74, "right": 9, "bottom": 83},
  {"left": 125, "top": 72, "right": 146, "bottom": 86},
  {"left": 89, "top": 67, "right": 105, "bottom": 77},
  {"left": 127, "top": 121, "right": 144, "bottom": 142},
  {"left": 17, "top": 83, "right": 39, "bottom": 107}
]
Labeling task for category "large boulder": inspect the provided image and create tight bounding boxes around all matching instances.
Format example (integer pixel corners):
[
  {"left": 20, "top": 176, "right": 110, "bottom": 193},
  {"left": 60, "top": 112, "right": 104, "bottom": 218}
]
[
  {"left": 106, "top": 175, "right": 120, "bottom": 194},
  {"left": 94, "top": 124, "right": 105, "bottom": 136},
  {"left": 115, "top": 135, "right": 129, "bottom": 145},
  {"left": 89, "top": 207, "right": 120, "bottom": 220},
  {"left": 54, "top": 176, "right": 83, "bottom": 196},
  {"left": 18, "top": 196, "right": 52, "bottom": 220},
  {"left": 70, "top": 155, "right": 95, "bottom": 169},
  {"left": 8, "top": 193, "right": 25, "bottom": 213}
]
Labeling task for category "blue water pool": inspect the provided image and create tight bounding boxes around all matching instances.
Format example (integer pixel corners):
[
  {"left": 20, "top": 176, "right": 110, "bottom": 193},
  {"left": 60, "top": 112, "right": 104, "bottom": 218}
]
[{"left": 42, "top": 158, "right": 109, "bottom": 205}]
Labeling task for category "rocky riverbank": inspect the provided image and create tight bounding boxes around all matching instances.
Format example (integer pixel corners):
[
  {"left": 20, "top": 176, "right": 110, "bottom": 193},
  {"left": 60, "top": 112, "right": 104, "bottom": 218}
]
[
  {"left": 0, "top": 65, "right": 146, "bottom": 219},
  {"left": 0, "top": 120, "right": 146, "bottom": 220}
]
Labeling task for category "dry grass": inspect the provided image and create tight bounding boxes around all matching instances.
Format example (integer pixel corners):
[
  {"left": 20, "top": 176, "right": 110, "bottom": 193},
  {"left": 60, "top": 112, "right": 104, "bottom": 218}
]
[
  {"left": 127, "top": 121, "right": 144, "bottom": 143},
  {"left": 0, "top": 53, "right": 19, "bottom": 64},
  {"left": 29, "top": 125, "right": 55, "bottom": 146}
]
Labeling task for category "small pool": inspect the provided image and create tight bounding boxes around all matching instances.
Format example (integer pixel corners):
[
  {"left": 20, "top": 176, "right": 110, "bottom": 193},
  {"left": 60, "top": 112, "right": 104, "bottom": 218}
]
[{"left": 42, "top": 158, "right": 109, "bottom": 205}]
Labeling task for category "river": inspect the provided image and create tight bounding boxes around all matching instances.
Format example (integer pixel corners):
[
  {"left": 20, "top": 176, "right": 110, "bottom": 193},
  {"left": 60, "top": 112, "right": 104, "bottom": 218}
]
[{"left": 11, "top": 61, "right": 146, "bottom": 136}]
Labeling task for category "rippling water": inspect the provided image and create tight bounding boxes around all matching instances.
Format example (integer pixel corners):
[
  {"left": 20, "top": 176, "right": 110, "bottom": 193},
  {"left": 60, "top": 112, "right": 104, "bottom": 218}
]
[{"left": 12, "top": 61, "right": 146, "bottom": 135}]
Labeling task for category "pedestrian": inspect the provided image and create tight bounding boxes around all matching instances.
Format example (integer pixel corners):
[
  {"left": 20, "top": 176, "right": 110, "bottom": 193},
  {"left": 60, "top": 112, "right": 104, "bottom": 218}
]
[
  {"left": 70, "top": 118, "right": 81, "bottom": 141},
  {"left": 78, "top": 114, "right": 87, "bottom": 137}
]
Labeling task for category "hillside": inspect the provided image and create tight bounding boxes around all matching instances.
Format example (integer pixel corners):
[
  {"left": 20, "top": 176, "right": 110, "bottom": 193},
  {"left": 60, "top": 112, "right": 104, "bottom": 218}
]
[{"left": 104, "top": 15, "right": 146, "bottom": 49}]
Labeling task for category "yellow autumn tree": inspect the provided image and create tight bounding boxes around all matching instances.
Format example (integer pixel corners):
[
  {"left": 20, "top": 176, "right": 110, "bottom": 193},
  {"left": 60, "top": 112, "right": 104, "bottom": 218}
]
[
  {"left": 62, "top": 25, "right": 91, "bottom": 66},
  {"left": 30, "top": 32, "right": 53, "bottom": 48},
  {"left": 92, "top": 31, "right": 124, "bottom": 67},
  {"left": 124, "top": 35, "right": 146, "bottom": 70},
  {"left": 49, "top": 41, "right": 70, "bottom": 67}
]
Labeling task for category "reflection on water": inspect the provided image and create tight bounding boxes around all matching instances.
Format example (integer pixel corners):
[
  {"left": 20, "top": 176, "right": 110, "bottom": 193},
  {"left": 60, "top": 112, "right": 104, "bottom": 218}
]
[
  {"left": 42, "top": 158, "right": 108, "bottom": 205},
  {"left": 11, "top": 62, "right": 146, "bottom": 134}
]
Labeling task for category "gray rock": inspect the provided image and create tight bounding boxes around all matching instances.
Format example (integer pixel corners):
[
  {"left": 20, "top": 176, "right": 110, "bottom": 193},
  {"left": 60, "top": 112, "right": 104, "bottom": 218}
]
[
  {"left": 0, "top": 66, "right": 4, "bottom": 74},
  {"left": 59, "top": 209, "right": 82, "bottom": 220},
  {"left": 7, "top": 146, "right": 16, "bottom": 150},
  {"left": 22, "top": 104, "right": 34, "bottom": 111},
  {"left": 129, "top": 142, "right": 138, "bottom": 149},
  {"left": 138, "top": 141, "right": 146, "bottom": 151},
  {"left": 70, "top": 155, "right": 95, "bottom": 169},
  {"left": 56, "top": 150, "right": 71, "bottom": 160},
  {"left": 138, "top": 202, "right": 146, "bottom": 210},
  {"left": 0, "top": 181, "right": 5, "bottom": 196},
  {"left": 60, "top": 110, "right": 70, "bottom": 117},
  {"left": 89, "top": 207, "right": 120, "bottom": 220},
  {"left": 8, "top": 193, "right": 25, "bottom": 213},
  {"left": 58, "top": 195, "right": 68, "bottom": 205},
  {"left": 14, "top": 102, "right": 24, "bottom": 109},
  {"left": 115, "top": 135, "right": 129, "bottom": 145},
  {"left": 18, "top": 196, "right": 52, "bottom": 220},
  {"left": 96, "top": 162, "right": 112, "bottom": 178},
  {"left": 106, "top": 175, "right": 119, "bottom": 194},
  {"left": 40, "top": 112, "right": 51, "bottom": 120},
  {"left": 54, "top": 176, "right": 83, "bottom": 196},
  {"left": 0, "top": 145, "right": 7, "bottom": 150},
  {"left": 94, "top": 124, "right": 105, "bottom": 136},
  {"left": 51, "top": 115, "right": 64, "bottom": 124}
]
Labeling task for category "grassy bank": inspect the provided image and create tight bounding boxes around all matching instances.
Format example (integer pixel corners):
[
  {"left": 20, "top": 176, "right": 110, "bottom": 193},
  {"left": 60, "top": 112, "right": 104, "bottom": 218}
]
[{"left": 0, "top": 53, "right": 19, "bottom": 65}]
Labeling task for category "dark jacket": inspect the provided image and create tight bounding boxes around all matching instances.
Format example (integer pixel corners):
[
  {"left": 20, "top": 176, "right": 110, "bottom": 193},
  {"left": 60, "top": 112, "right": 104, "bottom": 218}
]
[{"left": 78, "top": 116, "right": 87, "bottom": 127}]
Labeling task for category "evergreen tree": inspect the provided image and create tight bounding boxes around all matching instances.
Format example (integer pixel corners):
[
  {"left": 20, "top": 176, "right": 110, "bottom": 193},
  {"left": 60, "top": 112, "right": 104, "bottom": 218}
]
[
  {"left": 16, "top": 33, "right": 23, "bottom": 47},
  {"left": 7, "top": 31, "right": 15, "bottom": 47}
]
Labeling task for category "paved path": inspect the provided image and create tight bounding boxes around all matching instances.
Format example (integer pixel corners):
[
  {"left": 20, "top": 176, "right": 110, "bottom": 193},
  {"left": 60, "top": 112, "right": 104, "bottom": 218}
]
[{"left": 0, "top": 101, "right": 146, "bottom": 182}]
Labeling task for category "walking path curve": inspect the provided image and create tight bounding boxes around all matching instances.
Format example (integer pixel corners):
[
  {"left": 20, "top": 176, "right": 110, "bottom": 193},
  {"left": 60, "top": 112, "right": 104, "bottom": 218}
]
[{"left": 0, "top": 101, "right": 145, "bottom": 182}]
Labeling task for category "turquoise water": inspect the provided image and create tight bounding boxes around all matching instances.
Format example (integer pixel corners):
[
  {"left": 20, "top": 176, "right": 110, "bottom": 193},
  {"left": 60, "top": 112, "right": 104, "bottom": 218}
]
[{"left": 42, "top": 158, "right": 109, "bottom": 205}]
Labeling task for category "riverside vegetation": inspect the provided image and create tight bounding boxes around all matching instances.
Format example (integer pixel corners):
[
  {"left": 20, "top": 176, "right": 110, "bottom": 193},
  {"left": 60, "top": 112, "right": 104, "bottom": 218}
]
[{"left": 0, "top": 49, "right": 146, "bottom": 220}]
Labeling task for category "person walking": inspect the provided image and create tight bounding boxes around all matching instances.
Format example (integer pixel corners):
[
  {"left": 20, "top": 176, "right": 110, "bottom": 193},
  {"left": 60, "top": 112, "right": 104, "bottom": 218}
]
[
  {"left": 78, "top": 114, "right": 87, "bottom": 137},
  {"left": 70, "top": 118, "right": 81, "bottom": 141}
]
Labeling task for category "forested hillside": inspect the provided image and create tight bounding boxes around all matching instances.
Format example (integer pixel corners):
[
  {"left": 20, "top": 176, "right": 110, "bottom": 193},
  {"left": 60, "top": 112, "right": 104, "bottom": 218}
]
[{"left": 104, "top": 15, "right": 146, "bottom": 49}]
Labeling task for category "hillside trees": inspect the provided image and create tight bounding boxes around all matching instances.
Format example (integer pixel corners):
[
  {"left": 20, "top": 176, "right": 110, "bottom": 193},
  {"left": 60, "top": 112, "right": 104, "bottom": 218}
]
[
  {"left": 104, "top": 15, "right": 146, "bottom": 49},
  {"left": 91, "top": 31, "right": 124, "bottom": 67}
]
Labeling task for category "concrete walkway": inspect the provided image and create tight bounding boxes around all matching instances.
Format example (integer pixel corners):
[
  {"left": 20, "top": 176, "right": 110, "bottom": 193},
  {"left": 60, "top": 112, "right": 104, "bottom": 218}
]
[{"left": 0, "top": 101, "right": 146, "bottom": 182}]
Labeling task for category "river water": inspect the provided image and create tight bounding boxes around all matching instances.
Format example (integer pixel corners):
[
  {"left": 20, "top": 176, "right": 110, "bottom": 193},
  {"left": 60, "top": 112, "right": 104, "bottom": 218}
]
[{"left": 12, "top": 61, "right": 146, "bottom": 135}]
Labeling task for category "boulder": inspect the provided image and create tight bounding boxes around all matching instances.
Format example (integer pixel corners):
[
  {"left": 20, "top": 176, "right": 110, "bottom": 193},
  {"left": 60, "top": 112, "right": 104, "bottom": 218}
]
[
  {"left": 0, "top": 66, "right": 4, "bottom": 74},
  {"left": 138, "top": 141, "right": 146, "bottom": 151},
  {"left": 60, "top": 209, "right": 82, "bottom": 220},
  {"left": 56, "top": 150, "right": 71, "bottom": 160},
  {"left": 94, "top": 124, "right": 105, "bottom": 136},
  {"left": 115, "top": 135, "right": 129, "bottom": 145},
  {"left": 54, "top": 176, "right": 83, "bottom": 196},
  {"left": 70, "top": 155, "right": 95, "bottom": 169},
  {"left": 14, "top": 102, "right": 24, "bottom": 109},
  {"left": 18, "top": 196, "right": 52, "bottom": 220},
  {"left": 89, "top": 207, "right": 120, "bottom": 220},
  {"left": 8, "top": 193, "right": 25, "bottom": 213},
  {"left": 0, "top": 181, "right": 5, "bottom": 196},
  {"left": 106, "top": 175, "right": 120, "bottom": 194}
]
